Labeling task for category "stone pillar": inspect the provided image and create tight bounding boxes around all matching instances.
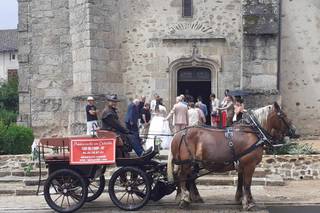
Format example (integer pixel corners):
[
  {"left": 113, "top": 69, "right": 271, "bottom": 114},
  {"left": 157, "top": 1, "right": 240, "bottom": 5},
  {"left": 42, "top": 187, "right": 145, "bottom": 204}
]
[
  {"left": 280, "top": 0, "right": 320, "bottom": 135},
  {"left": 69, "top": 0, "right": 92, "bottom": 95},
  {"left": 17, "top": 0, "right": 32, "bottom": 127},
  {"left": 88, "top": 0, "right": 123, "bottom": 95},
  {"left": 67, "top": 0, "right": 123, "bottom": 134},
  {"left": 242, "top": 0, "right": 280, "bottom": 107}
]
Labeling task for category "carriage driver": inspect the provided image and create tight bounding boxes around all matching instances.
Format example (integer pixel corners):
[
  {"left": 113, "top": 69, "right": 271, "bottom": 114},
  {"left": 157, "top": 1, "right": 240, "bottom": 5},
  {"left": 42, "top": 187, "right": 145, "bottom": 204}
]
[{"left": 101, "top": 94, "right": 152, "bottom": 157}]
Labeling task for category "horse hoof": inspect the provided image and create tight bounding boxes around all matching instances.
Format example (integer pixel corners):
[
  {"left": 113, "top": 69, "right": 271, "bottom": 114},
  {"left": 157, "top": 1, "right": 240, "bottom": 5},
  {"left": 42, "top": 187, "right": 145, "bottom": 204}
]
[
  {"left": 179, "top": 200, "right": 190, "bottom": 209},
  {"left": 243, "top": 203, "right": 255, "bottom": 211},
  {"left": 235, "top": 195, "right": 243, "bottom": 204}
]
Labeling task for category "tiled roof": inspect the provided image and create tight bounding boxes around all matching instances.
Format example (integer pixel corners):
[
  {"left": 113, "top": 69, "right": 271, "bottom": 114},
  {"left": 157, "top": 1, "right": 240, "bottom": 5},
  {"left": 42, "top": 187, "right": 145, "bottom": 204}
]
[{"left": 0, "top": 29, "right": 18, "bottom": 52}]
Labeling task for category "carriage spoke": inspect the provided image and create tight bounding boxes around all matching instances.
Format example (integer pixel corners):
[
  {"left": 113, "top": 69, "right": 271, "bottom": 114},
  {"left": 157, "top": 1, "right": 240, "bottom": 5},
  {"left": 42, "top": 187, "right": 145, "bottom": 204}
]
[
  {"left": 126, "top": 192, "right": 130, "bottom": 204},
  {"left": 66, "top": 196, "right": 71, "bottom": 207},
  {"left": 52, "top": 183, "right": 61, "bottom": 193},
  {"left": 89, "top": 182, "right": 99, "bottom": 189},
  {"left": 69, "top": 194, "right": 79, "bottom": 203},
  {"left": 118, "top": 191, "right": 128, "bottom": 202},
  {"left": 68, "top": 186, "right": 82, "bottom": 192},
  {"left": 53, "top": 193, "right": 63, "bottom": 203},
  {"left": 88, "top": 185, "right": 95, "bottom": 194},
  {"left": 69, "top": 191, "right": 81, "bottom": 202},
  {"left": 130, "top": 194, "right": 136, "bottom": 205},
  {"left": 60, "top": 195, "right": 65, "bottom": 207}
]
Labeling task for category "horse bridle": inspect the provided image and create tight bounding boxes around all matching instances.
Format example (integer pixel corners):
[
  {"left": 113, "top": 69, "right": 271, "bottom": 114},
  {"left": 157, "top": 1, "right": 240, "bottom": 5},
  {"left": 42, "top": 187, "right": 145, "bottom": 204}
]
[
  {"left": 275, "top": 109, "right": 296, "bottom": 138},
  {"left": 246, "top": 112, "right": 274, "bottom": 146}
]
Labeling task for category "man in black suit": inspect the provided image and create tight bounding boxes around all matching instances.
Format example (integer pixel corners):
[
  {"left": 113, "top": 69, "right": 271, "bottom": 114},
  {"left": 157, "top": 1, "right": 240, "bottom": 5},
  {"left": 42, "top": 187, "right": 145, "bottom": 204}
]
[{"left": 101, "top": 95, "right": 150, "bottom": 157}]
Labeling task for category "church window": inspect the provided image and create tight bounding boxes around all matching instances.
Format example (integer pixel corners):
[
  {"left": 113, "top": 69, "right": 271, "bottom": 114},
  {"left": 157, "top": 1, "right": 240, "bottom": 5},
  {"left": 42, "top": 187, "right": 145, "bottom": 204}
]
[{"left": 182, "top": 0, "right": 193, "bottom": 17}]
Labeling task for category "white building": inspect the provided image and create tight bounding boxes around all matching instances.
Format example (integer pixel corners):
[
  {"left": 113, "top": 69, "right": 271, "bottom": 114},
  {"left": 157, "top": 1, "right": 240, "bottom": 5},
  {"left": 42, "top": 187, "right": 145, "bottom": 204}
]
[{"left": 0, "top": 29, "right": 18, "bottom": 83}]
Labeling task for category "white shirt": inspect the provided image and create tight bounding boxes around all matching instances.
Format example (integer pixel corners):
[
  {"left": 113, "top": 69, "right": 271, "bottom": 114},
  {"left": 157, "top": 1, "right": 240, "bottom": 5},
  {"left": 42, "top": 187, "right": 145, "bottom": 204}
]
[
  {"left": 188, "top": 108, "right": 200, "bottom": 126},
  {"left": 211, "top": 98, "right": 220, "bottom": 112}
]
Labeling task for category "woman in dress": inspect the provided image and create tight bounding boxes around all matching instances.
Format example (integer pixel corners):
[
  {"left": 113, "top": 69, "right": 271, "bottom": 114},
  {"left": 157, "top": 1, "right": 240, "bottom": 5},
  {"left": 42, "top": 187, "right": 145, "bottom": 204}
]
[
  {"left": 145, "top": 99, "right": 172, "bottom": 150},
  {"left": 210, "top": 93, "right": 220, "bottom": 127},
  {"left": 218, "top": 95, "right": 234, "bottom": 127}
]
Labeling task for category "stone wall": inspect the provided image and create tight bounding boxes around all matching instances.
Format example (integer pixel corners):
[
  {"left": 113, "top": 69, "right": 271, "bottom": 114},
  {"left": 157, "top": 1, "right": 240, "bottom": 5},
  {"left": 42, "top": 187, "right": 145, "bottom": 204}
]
[
  {"left": 17, "top": 0, "right": 318, "bottom": 136},
  {"left": 262, "top": 155, "right": 320, "bottom": 180},
  {"left": 280, "top": 0, "right": 320, "bottom": 136},
  {"left": 118, "top": 0, "right": 243, "bottom": 105},
  {"left": 1, "top": 154, "right": 319, "bottom": 181}
]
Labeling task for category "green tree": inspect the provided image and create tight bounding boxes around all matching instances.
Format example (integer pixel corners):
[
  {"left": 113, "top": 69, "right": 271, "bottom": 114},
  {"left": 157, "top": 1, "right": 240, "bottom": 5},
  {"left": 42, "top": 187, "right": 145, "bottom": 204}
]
[{"left": 0, "top": 77, "right": 19, "bottom": 112}]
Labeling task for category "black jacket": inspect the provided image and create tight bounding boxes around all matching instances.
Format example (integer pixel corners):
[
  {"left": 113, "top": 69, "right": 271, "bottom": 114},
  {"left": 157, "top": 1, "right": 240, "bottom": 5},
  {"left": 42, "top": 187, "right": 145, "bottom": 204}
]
[{"left": 101, "top": 107, "right": 129, "bottom": 134}]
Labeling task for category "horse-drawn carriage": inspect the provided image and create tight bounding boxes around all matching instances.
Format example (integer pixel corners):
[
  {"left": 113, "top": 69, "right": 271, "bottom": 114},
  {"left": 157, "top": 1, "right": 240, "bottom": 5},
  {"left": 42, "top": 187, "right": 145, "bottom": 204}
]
[
  {"left": 37, "top": 102, "right": 298, "bottom": 212},
  {"left": 37, "top": 130, "right": 175, "bottom": 213}
]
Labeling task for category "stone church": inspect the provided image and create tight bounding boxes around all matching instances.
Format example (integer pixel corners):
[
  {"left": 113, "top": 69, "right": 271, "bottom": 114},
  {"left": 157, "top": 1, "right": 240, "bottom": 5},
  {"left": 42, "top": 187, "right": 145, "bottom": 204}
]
[{"left": 17, "top": 0, "right": 320, "bottom": 137}]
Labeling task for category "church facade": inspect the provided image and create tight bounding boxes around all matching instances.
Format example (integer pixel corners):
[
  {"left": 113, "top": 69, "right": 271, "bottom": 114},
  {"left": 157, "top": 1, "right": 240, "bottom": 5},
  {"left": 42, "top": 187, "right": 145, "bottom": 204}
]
[{"left": 17, "top": 0, "right": 320, "bottom": 136}]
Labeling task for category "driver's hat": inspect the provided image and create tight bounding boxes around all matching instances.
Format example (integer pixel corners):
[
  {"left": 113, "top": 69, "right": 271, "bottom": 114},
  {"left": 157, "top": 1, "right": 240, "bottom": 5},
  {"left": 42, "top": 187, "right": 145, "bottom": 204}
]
[
  {"left": 107, "top": 94, "right": 121, "bottom": 102},
  {"left": 87, "top": 96, "right": 95, "bottom": 101}
]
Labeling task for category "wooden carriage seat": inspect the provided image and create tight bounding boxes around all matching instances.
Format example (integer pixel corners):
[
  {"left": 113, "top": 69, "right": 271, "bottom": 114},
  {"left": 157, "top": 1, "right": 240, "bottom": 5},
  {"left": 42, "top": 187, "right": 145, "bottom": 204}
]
[
  {"left": 96, "top": 130, "right": 123, "bottom": 146},
  {"left": 40, "top": 136, "right": 91, "bottom": 161}
]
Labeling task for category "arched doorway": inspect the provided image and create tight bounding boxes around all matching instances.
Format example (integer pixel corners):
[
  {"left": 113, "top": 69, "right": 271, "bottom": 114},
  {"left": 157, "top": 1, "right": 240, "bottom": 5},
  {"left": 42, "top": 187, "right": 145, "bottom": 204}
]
[
  {"left": 177, "top": 67, "right": 211, "bottom": 124},
  {"left": 167, "top": 54, "right": 221, "bottom": 125}
]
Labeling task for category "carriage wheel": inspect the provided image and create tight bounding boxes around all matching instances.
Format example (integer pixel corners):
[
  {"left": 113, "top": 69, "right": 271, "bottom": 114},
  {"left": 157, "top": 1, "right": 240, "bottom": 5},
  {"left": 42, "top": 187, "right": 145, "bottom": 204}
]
[
  {"left": 108, "top": 166, "right": 151, "bottom": 211},
  {"left": 43, "top": 169, "right": 88, "bottom": 213},
  {"left": 86, "top": 175, "right": 106, "bottom": 202}
]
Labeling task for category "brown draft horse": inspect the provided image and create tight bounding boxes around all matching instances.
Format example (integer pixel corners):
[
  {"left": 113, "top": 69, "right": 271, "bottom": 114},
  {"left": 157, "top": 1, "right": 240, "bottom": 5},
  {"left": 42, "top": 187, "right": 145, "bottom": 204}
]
[{"left": 167, "top": 102, "right": 297, "bottom": 210}]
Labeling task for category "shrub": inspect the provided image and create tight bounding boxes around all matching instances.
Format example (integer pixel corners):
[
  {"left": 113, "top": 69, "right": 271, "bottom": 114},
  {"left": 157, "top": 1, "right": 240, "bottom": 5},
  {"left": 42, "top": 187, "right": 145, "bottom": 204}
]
[
  {"left": 0, "top": 109, "right": 17, "bottom": 126},
  {"left": 0, "top": 121, "right": 34, "bottom": 155},
  {"left": 0, "top": 121, "right": 7, "bottom": 154},
  {"left": 0, "top": 77, "right": 19, "bottom": 112},
  {"left": 267, "top": 142, "right": 318, "bottom": 155}
]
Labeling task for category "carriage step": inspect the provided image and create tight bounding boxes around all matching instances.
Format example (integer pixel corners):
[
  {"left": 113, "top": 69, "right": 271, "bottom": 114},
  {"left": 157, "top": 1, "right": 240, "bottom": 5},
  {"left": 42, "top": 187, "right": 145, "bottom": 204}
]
[{"left": 197, "top": 175, "right": 284, "bottom": 186}]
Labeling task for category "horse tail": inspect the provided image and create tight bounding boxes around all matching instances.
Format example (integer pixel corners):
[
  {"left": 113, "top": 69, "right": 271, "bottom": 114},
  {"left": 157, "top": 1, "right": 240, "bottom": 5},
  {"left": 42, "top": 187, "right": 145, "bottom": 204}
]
[{"left": 167, "top": 139, "right": 174, "bottom": 182}]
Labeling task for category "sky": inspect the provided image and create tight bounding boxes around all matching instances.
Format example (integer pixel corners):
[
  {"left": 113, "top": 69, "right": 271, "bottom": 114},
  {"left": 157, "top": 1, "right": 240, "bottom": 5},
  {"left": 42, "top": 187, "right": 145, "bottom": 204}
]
[{"left": 0, "top": 0, "right": 18, "bottom": 29}]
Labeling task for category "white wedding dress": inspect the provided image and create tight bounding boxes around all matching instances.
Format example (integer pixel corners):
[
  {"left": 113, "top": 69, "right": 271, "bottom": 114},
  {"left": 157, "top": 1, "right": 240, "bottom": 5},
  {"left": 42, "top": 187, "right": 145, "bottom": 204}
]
[{"left": 145, "top": 105, "right": 172, "bottom": 150}]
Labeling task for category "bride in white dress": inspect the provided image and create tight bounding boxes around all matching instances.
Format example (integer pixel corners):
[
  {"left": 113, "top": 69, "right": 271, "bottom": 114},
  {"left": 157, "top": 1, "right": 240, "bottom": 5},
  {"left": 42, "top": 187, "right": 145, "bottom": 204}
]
[{"left": 145, "top": 100, "right": 172, "bottom": 150}]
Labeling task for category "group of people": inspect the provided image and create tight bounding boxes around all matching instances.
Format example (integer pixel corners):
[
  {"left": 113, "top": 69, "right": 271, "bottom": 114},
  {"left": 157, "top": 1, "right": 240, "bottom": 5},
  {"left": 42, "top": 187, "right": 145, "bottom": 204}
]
[
  {"left": 85, "top": 90, "right": 246, "bottom": 157},
  {"left": 210, "top": 89, "right": 246, "bottom": 128}
]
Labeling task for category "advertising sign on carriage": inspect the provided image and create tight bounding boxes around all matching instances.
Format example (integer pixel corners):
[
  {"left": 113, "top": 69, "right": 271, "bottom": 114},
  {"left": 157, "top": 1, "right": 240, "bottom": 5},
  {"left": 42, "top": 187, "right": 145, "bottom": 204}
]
[{"left": 70, "top": 138, "right": 116, "bottom": 165}]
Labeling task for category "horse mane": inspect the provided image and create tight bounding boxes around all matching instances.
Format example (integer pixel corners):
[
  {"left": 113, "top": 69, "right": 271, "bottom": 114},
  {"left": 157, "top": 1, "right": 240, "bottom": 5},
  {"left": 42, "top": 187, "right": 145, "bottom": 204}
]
[{"left": 252, "top": 105, "right": 273, "bottom": 129}]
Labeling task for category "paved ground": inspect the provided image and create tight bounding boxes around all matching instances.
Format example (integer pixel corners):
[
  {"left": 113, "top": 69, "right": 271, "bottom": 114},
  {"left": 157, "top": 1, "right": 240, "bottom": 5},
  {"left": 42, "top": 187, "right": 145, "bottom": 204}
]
[{"left": 1, "top": 180, "right": 320, "bottom": 212}]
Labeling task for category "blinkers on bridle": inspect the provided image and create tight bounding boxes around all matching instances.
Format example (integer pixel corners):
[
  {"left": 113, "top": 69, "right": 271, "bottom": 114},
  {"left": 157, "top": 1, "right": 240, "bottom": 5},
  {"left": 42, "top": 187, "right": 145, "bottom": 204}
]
[{"left": 274, "top": 108, "right": 298, "bottom": 139}]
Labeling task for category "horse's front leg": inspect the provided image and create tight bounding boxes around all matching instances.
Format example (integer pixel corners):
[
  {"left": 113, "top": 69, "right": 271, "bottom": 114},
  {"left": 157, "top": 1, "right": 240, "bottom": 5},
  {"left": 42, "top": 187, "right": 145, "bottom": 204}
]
[
  {"left": 235, "top": 171, "right": 243, "bottom": 204},
  {"left": 242, "top": 165, "right": 256, "bottom": 211},
  {"left": 188, "top": 179, "right": 204, "bottom": 203}
]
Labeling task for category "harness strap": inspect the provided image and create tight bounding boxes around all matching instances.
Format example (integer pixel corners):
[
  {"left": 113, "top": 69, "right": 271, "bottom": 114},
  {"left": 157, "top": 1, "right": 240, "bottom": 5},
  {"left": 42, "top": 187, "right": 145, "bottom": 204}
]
[
  {"left": 177, "top": 130, "right": 186, "bottom": 162},
  {"left": 234, "top": 139, "right": 264, "bottom": 161},
  {"left": 225, "top": 127, "right": 237, "bottom": 163}
]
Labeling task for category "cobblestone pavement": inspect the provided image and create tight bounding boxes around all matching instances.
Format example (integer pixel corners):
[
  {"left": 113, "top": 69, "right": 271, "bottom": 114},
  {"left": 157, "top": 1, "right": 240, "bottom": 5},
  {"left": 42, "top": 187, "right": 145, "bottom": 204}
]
[{"left": 1, "top": 181, "right": 320, "bottom": 213}]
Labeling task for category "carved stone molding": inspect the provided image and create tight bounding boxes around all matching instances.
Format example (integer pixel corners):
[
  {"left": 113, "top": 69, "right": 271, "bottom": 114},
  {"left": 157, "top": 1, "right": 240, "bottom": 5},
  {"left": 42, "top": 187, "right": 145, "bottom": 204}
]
[{"left": 167, "top": 52, "right": 221, "bottom": 106}]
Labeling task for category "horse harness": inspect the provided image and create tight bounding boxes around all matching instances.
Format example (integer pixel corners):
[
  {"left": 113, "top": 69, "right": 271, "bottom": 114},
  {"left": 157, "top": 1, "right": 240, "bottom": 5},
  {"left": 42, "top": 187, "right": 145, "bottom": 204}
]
[{"left": 172, "top": 113, "right": 272, "bottom": 180}]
